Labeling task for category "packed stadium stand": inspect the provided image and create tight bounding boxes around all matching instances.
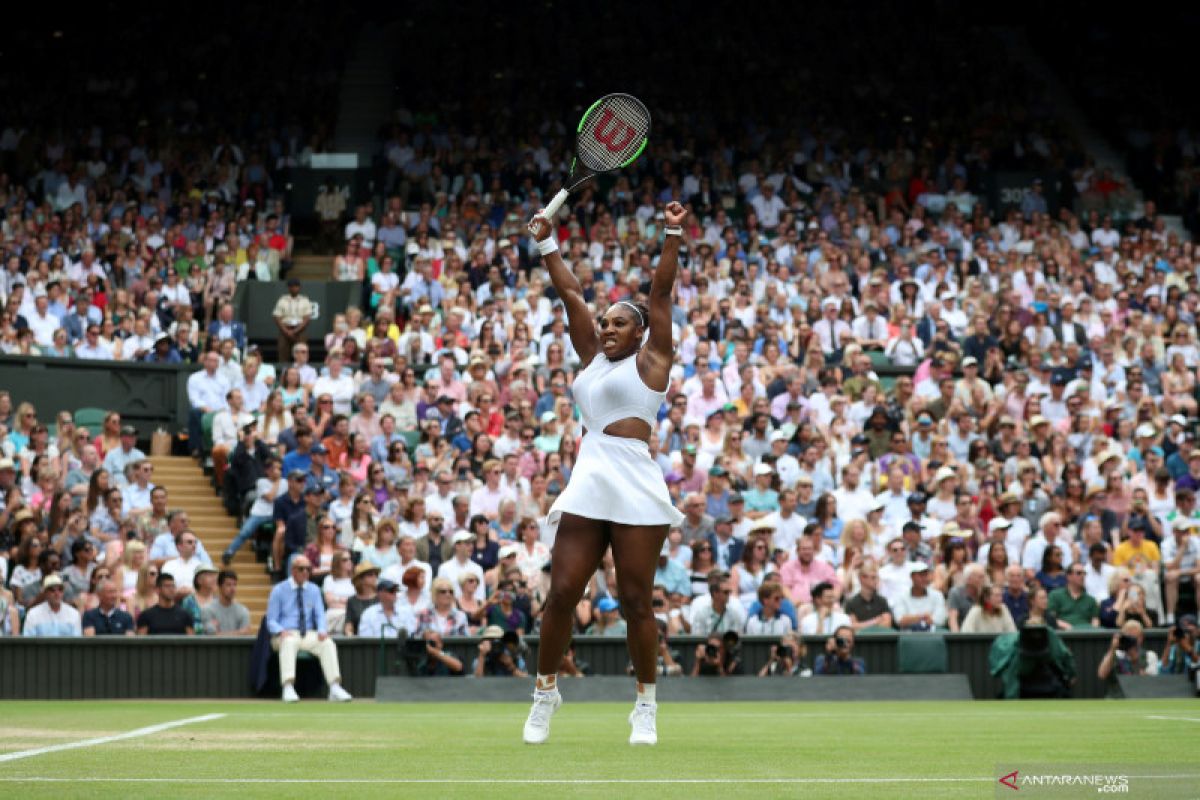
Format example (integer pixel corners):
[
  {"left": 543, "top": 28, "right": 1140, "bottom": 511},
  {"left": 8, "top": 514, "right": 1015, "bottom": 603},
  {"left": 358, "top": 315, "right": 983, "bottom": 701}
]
[{"left": 0, "top": 2, "right": 1196, "bottom": 696}]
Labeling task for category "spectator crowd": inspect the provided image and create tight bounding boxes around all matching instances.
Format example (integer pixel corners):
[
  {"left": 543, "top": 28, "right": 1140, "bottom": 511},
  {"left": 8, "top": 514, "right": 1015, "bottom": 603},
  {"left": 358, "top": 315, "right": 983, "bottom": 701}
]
[{"left": 0, "top": 3, "right": 1197, "bottom": 686}]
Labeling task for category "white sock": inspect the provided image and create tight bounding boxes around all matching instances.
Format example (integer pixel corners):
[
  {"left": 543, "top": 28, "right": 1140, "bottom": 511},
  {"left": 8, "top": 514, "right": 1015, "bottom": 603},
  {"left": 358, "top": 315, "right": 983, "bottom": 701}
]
[
  {"left": 636, "top": 682, "right": 656, "bottom": 706},
  {"left": 535, "top": 673, "right": 558, "bottom": 694}
]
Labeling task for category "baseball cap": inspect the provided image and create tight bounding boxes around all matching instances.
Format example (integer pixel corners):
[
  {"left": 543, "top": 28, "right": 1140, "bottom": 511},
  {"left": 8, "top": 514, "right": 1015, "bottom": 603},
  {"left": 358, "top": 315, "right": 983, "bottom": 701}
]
[
  {"left": 481, "top": 625, "right": 505, "bottom": 639},
  {"left": 42, "top": 574, "right": 64, "bottom": 589},
  {"left": 596, "top": 597, "right": 619, "bottom": 613},
  {"left": 753, "top": 463, "right": 774, "bottom": 476},
  {"left": 708, "top": 465, "right": 727, "bottom": 477},
  {"left": 961, "top": 356, "right": 978, "bottom": 367},
  {"left": 120, "top": 425, "right": 137, "bottom": 436},
  {"left": 991, "top": 518, "right": 1013, "bottom": 530},
  {"left": 910, "top": 562, "right": 931, "bottom": 573},
  {"left": 728, "top": 492, "right": 745, "bottom": 504},
  {"left": 287, "top": 469, "right": 307, "bottom": 481},
  {"left": 0, "top": 458, "right": 14, "bottom": 471},
  {"left": 303, "top": 485, "right": 324, "bottom": 495},
  {"left": 902, "top": 521, "right": 924, "bottom": 535},
  {"left": 1135, "top": 423, "right": 1157, "bottom": 439},
  {"left": 907, "top": 492, "right": 928, "bottom": 505},
  {"left": 377, "top": 579, "right": 400, "bottom": 593},
  {"left": 851, "top": 434, "right": 869, "bottom": 447},
  {"left": 287, "top": 277, "right": 301, "bottom": 287},
  {"left": 1050, "top": 372, "right": 1068, "bottom": 386},
  {"left": 1171, "top": 414, "right": 1190, "bottom": 427},
  {"left": 498, "top": 544, "right": 520, "bottom": 559},
  {"left": 770, "top": 431, "right": 789, "bottom": 443},
  {"left": 683, "top": 444, "right": 698, "bottom": 455},
  {"left": 452, "top": 531, "right": 474, "bottom": 544},
  {"left": 540, "top": 411, "right": 557, "bottom": 423},
  {"left": 750, "top": 519, "right": 777, "bottom": 533},
  {"left": 310, "top": 443, "right": 327, "bottom": 455},
  {"left": 436, "top": 395, "right": 454, "bottom": 405},
  {"left": 664, "top": 471, "right": 683, "bottom": 483}
]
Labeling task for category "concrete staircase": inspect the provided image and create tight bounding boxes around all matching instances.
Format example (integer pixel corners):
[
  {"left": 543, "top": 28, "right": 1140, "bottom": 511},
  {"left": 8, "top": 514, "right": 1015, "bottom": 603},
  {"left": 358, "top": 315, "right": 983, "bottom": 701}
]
[{"left": 149, "top": 456, "right": 272, "bottom": 624}]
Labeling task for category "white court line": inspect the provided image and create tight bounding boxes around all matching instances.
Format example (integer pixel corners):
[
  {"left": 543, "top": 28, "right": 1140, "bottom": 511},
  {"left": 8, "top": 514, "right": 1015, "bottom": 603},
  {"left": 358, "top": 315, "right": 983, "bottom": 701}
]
[
  {"left": 0, "top": 714, "right": 226, "bottom": 764},
  {"left": 0, "top": 776, "right": 995, "bottom": 785},
  {"left": 0, "top": 777, "right": 1195, "bottom": 786},
  {"left": 1145, "top": 715, "right": 1200, "bottom": 723}
]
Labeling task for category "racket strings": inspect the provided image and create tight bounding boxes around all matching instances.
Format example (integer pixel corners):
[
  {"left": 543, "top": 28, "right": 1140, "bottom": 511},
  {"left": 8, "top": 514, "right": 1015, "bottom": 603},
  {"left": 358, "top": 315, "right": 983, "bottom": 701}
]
[{"left": 577, "top": 95, "right": 650, "bottom": 171}]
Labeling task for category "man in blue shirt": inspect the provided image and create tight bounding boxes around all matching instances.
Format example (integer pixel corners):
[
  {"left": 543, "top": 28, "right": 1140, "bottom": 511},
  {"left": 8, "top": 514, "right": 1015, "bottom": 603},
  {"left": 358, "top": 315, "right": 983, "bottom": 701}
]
[
  {"left": 266, "top": 555, "right": 352, "bottom": 703},
  {"left": 654, "top": 540, "right": 691, "bottom": 598},
  {"left": 82, "top": 579, "right": 135, "bottom": 636}
]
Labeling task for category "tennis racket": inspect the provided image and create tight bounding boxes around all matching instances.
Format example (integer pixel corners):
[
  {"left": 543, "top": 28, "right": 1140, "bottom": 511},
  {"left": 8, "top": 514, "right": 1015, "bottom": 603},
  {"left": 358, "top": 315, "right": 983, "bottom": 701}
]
[{"left": 541, "top": 93, "right": 651, "bottom": 220}]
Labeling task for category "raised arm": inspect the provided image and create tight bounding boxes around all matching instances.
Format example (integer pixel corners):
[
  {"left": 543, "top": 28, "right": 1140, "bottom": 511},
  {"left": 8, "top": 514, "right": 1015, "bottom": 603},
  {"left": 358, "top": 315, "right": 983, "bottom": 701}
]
[
  {"left": 644, "top": 201, "right": 685, "bottom": 364},
  {"left": 528, "top": 214, "right": 599, "bottom": 367}
]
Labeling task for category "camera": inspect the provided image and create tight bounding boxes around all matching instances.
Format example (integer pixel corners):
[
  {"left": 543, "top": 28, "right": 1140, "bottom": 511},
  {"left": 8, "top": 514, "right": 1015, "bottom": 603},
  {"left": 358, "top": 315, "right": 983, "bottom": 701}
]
[
  {"left": 775, "top": 645, "right": 793, "bottom": 661},
  {"left": 1118, "top": 634, "right": 1138, "bottom": 652},
  {"left": 704, "top": 643, "right": 719, "bottom": 659},
  {"left": 403, "top": 636, "right": 428, "bottom": 658},
  {"left": 652, "top": 598, "right": 666, "bottom": 609},
  {"left": 834, "top": 636, "right": 849, "bottom": 650}
]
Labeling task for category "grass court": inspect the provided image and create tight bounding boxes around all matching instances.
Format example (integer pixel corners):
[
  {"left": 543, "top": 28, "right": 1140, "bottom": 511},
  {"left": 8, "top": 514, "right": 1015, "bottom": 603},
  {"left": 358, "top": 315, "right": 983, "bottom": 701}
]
[{"left": 0, "top": 699, "right": 1195, "bottom": 799}]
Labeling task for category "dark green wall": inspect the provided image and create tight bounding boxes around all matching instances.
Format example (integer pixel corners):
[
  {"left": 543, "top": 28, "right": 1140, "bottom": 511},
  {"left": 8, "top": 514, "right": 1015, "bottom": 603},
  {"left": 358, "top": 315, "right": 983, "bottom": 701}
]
[{"left": 0, "top": 631, "right": 1170, "bottom": 700}]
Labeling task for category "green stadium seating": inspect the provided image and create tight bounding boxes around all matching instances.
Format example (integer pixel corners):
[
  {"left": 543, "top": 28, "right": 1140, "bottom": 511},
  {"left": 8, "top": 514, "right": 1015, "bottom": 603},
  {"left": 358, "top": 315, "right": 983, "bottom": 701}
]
[{"left": 897, "top": 633, "right": 948, "bottom": 673}]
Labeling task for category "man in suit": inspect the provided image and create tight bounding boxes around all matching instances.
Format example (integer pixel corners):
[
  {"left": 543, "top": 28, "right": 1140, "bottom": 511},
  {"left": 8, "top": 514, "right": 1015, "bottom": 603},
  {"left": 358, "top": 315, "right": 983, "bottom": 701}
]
[
  {"left": 706, "top": 516, "right": 746, "bottom": 571},
  {"left": 207, "top": 301, "right": 247, "bottom": 355},
  {"left": 1052, "top": 298, "right": 1087, "bottom": 347},
  {"left": 706, "top": 299, "right": 735, "bottom": 343},
  {"left": 266, "top": 555, "right": 353, "bottom": 703}
]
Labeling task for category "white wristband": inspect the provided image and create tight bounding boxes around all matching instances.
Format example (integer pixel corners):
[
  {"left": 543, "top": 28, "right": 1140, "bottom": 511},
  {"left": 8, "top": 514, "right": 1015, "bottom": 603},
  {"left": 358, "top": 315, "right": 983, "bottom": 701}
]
[
  {"left": 536, "top": 237, "right": 559, "bottom": 256},
  {"left": 664, "top": 226, "right": 683, "bottom": 237}
]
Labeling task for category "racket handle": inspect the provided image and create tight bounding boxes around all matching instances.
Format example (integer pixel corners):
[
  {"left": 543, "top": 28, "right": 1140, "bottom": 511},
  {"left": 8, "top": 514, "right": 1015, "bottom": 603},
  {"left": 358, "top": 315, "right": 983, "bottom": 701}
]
[{"left": 542, "top": 189, "right": 570, "bottom": 220}]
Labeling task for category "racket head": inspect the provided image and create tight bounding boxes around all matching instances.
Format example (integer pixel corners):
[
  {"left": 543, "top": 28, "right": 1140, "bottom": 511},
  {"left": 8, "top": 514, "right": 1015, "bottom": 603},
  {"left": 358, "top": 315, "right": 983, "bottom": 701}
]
[{"left": 574, "top": 93, "right": 651, "bottom": 173}]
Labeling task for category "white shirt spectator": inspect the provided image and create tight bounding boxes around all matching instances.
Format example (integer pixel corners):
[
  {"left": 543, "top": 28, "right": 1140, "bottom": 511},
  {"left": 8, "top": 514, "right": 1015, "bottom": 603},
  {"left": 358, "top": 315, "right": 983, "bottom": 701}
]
[
  {"left": 357, "top": 603, "right": 417, "bottom": 638},
  {"left": 891, "top": 588, "right": 948, "bottom": 630},
  {"left": 162, "top": 554, "right": 207, "bottom": 590},
  {"left": 311, "top": 373, "right": 356, "bottom": 415},
  {"left": 345, "top": 218, "right": 377, "bottom": 248},
  {"left": 74, "top": 339, "right": 115, "bottom": 360},
  {"left": 27, "top": 310, "right": 61, "bottom": 347},
  {"left": 436, "top": 558, "right": 486, "bottom": 602},
  {"left": 187, "top": 370, "right": 230, "bottom": 413},
  {"left": 689, "top": 594, "right": 748, "bottom": 635},
  {"left": 22, "top": 601, "right": 82, "bottom": 637},
  {"left": 798, "top": 609, "right": 852, "bottom": 635},
  {"left": 762, "top": 510, "right": 807, "bottom": 553},
  {"left": 877, "top": 561, "right": 918, "bottom": 604},
  {"left": 1083, "top": 560, "right": 1117, "bottom": 603}
]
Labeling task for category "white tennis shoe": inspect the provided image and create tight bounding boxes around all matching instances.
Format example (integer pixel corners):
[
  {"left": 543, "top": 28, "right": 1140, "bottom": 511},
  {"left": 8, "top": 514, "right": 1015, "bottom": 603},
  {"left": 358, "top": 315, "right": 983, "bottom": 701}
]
[
  {"left": 328, "top": 683, "right": 353, "bottom": 703},
  {"left": 282, "top": 683, "right": 299, "bottom": 703},
  {"left": 523, "top": 689, "right": 562, "bottom": 744},
  {"left": 628, "top": 703, "right": 657, "bottom": 745}
]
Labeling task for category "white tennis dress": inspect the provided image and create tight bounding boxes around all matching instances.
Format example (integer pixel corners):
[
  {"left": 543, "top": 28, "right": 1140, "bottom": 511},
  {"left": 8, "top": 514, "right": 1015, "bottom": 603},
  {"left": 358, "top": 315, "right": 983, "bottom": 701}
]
[{"left": 547, "top": 352, "right": 685, "bottom": 533}]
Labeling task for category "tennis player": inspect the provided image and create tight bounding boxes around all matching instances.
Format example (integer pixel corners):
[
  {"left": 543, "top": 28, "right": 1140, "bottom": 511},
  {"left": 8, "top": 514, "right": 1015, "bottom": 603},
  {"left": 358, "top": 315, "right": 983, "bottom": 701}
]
[{"left": 521, "top": 201, "right": 686, "bottom": 746}]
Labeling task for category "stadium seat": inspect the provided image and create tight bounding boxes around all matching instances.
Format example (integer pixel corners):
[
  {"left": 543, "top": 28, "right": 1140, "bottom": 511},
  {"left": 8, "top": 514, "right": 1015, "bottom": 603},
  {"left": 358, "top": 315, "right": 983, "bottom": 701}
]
[
  {"left": 399, "top": 429, "right": 420, "bottom": 458},
  {"left": 74, "top": 407, "right": 107, "bottom": 436},
  {"left": 867, "top": 351, "right": 892, "bottom": 369},
  {"left": 897, "top": 634, "right": 948, "bottom": 673}
]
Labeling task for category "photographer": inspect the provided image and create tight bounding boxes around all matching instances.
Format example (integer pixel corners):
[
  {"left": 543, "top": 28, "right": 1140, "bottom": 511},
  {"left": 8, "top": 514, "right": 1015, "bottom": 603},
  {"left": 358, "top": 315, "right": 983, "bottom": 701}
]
[
  {"left": 1162, "top": 615, "right": 1199, "bottom": 679},
  {"left": 472, "top": 625, "right": 529, "bottom": 677},
  {"left": 759, "top": 632, "right": 809, "bottom": 677},
  {"left": 1098, "top": 620, "right": 1160, "bottom": 696},
  {"left": 690, "top": 630, "right": 743, "bottom": 676},
  {"left": 407, "top": 629, "right": 465, "bottom": 677},
  {"left": 813, "top": 625, "right": 867, "bottom": 675}
]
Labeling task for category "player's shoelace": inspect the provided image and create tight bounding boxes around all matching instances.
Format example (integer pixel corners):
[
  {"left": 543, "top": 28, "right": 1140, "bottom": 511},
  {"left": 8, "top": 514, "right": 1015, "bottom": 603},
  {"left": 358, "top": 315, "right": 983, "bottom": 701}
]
[
  {"left": 630, "top": 704, "right": 657, "bottom": 738},
  {"left": 527, "top": 692, "right": 559, "bottom": 727}
]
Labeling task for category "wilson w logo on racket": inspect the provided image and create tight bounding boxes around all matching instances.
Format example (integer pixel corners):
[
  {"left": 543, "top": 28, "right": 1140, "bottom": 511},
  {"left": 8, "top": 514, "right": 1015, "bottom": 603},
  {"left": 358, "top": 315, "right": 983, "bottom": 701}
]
[
  {"left": 590, "top": 108, "right": 639, "bottom": 152},
  {"left": 540, "top": 93, "right": 651, "bottom": 220}
]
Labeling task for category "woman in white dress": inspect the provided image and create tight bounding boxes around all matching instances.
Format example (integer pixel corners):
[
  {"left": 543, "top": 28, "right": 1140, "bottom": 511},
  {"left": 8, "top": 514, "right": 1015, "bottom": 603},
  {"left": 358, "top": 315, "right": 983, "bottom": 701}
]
[{"left": 521, "top": 202, "right": 687, "bottom": 747}]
